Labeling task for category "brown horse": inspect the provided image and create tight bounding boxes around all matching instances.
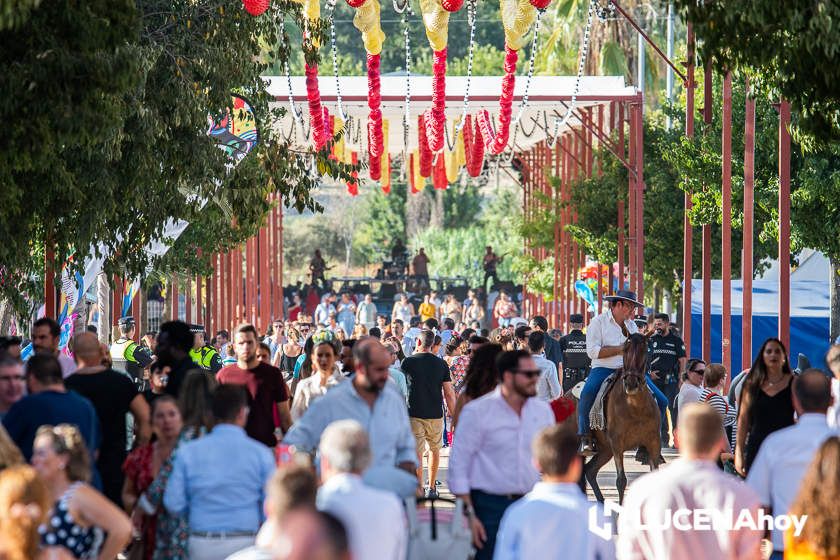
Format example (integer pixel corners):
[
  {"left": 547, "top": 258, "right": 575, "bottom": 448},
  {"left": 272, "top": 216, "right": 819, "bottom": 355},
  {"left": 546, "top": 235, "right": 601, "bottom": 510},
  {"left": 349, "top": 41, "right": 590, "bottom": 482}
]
[{"left": 584, "top": 333, "right": 663, "bottom": 503}]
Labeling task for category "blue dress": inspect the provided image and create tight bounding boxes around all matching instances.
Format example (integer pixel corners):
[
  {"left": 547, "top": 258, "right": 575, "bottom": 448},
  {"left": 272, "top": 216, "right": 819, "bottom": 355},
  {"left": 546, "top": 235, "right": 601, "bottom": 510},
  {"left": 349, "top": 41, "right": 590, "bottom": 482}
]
[{"left": 40, "top": 482, "right": 104, "bottom": 559}]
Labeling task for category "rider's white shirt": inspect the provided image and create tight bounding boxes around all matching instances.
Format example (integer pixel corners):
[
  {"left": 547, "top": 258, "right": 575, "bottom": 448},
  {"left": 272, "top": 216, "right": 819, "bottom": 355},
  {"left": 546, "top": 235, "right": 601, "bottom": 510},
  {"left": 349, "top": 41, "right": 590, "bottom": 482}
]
[{"left": 586, "top": 310, "right": 638, "bottom": 370}]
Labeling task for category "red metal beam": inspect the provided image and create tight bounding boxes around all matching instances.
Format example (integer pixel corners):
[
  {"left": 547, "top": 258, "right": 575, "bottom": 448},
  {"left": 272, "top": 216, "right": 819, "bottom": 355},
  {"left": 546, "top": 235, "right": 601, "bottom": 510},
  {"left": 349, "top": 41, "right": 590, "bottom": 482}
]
[
  {"left": 682, "top": 24, "right": 695, "bottom": 362},
  {"left": 778, "top": 100, "right": 791, "bottom": 350},
  {"left": 742, "top": 79, "right": 755, "bottom": 371},
  {"left": 721, "top": 72, "right": 733, "bottom": 375}
]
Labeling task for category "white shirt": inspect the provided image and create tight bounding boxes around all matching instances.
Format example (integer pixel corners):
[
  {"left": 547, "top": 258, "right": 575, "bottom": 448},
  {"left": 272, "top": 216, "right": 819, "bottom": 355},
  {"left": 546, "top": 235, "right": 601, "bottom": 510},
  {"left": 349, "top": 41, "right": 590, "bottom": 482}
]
[
  {"left": 494, "top": 482, "right": 615, "bottom": 560},
  {"left": 317, "top": 473, "right": 407, "bottom": 560},
  {"left": 448, "top": 387, "right": 554, "bottom": 496},
  {"left": 828, "top": 377, "right": 840, "bottom": 429},
  {"left": 290, "top": 370, "right": 346, "bottom": 422},
  {"left": 531, "top": 354, "right": 561, "bottom": 402},
  {"left": 745, "top": 414, "right": 836, "bottom": 551},
  {"left": 676, "top": 382, "right": 703, "bottom": 411},
  {"left": 586, "top": 310, "right": 639, "bottom": 370},
  {"left": 617, "top": 459, "right": 762, "bottom": 560}
]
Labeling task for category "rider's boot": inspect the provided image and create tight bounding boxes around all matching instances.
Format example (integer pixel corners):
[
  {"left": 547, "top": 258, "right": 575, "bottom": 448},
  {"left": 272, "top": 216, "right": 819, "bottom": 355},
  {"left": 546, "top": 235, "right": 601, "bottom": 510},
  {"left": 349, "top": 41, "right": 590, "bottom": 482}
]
[
  {"left": 578, "top": 433, "right": 597, "bottom": 457},
  {"left": 635, "top": 446, "right": 650, "bottom": 464}
]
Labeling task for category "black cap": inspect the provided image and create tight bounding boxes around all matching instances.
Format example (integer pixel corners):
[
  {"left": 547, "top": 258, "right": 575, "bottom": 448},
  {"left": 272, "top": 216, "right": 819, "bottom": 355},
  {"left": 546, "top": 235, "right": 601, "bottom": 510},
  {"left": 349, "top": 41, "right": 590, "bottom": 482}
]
[
  {"left": 569, "top": 314, "right": 584, "bottom": 324},
  {"left": 117, "top": 316, "right": 135, "bottom": 327}
]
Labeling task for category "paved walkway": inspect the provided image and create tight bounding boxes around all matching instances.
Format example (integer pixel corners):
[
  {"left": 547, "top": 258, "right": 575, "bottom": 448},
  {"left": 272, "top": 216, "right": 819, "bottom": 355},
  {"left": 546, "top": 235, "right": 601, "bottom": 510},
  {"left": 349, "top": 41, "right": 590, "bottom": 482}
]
[{"left": 421, "top": 446, "right": 680, "bottom": 503}]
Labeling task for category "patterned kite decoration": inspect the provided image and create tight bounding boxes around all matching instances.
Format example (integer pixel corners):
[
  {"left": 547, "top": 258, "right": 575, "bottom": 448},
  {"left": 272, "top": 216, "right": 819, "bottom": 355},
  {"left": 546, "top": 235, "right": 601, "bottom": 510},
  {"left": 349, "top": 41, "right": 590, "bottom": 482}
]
[{"left": 206, "top": 94, "right": 260, "bottom": 164}]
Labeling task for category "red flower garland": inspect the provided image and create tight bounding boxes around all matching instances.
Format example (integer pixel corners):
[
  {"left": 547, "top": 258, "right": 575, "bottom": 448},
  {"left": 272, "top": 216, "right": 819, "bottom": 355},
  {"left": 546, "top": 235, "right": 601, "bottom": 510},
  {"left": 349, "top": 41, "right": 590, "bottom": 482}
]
[
  {"left": 423, "top": 48, "right": 447, "bottom": 153},
  {"left": 477, "top": 46, "right": 518, "bottom": 155},
  {"left": 462, "top": 114, "right": 485, "bottom": 177},
  {"left": 242, "top": 0, "right": 270, "bottom": 16},
  {"left": 367, "top": 54, "right": 384, "bottom": 160},
  {"left": 346, "top": 0, "right": 366, "bottom": 7},
  {"left": 529, "top": 0, "right": 551, "bottom": 8},
  {"left": 418, "top": 115, "right": 433, "bottom": 177},
  {"left": 369, "top": 153, "right": 382, "bottom": 181},
  {"left": 305, "top": 63, "right": 329, "bottom": 150}
]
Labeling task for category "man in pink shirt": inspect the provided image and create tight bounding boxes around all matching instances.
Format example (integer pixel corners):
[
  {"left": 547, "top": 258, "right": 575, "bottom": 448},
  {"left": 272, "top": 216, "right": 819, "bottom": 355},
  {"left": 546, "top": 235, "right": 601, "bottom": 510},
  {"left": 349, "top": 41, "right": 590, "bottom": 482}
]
[{"left": 617, "top": 403, "right": 763, "bottom": 560}]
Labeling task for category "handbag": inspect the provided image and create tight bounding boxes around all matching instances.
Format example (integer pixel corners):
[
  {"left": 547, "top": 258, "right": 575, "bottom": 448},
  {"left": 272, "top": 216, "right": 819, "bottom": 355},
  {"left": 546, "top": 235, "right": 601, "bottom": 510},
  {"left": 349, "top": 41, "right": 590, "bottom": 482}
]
[{"left": 404, "top": 496, "right": 472, "bottom": 560}]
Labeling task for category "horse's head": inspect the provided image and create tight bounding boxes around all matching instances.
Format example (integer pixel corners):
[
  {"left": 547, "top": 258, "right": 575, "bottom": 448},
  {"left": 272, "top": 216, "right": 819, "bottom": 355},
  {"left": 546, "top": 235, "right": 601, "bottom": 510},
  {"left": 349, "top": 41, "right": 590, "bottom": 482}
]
[{"left": 621, "top": 333, "right": 648, "bottom": 395}]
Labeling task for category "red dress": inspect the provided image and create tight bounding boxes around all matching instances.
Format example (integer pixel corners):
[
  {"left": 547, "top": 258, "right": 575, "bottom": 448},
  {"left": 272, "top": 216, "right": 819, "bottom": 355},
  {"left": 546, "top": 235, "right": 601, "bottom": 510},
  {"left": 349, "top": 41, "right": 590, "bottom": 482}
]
[{"left": 123, "top": 443, "right": 156, "bottom": 560}]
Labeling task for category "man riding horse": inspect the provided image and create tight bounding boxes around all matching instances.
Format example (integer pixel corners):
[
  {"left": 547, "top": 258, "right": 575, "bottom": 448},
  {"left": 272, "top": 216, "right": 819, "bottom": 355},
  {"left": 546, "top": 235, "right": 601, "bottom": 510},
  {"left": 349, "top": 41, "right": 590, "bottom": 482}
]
[{"left": 577, "top": 290, "right": 669, "bottom": 456}]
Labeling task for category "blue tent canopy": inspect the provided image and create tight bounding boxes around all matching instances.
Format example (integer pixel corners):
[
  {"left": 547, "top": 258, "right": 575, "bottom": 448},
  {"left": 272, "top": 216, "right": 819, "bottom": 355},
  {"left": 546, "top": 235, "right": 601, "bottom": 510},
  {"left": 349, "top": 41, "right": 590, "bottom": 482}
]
[{"left": 689, "top": 279, "right": 831, "bottom": 374}]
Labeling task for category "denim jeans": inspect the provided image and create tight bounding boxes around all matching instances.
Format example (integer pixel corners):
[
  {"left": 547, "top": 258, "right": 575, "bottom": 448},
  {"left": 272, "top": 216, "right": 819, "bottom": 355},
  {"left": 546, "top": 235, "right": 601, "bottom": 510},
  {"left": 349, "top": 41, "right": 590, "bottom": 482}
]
[
  {"left": 578, "top": 367, "right": 668, "bottom": 434},
  {"left": 470, "top": 490, "right": 519, "bottom": 560}
]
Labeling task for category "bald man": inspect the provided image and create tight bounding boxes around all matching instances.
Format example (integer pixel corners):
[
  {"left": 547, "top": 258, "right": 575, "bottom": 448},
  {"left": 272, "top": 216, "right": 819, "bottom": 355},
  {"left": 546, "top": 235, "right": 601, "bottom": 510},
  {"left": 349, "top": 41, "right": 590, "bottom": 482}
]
[{"left": 66, "top": 332, "right": 150, "bottom": 506}]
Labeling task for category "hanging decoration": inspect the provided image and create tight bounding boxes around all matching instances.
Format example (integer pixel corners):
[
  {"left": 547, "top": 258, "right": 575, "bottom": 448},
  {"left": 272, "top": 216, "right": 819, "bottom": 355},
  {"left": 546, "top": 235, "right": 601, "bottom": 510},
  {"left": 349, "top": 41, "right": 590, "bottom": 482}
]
[
  {"left": 418, "top": 115, "right": 433, "bottom": 177},
  {"left": 462, "top": 114, "right": 485, "bottom": 177},
  {"left": 476, "top": 0, "right": 539, "bottom": 154},
  {"left": 243, "top": 0, "right": 271, "bottom": 16}
]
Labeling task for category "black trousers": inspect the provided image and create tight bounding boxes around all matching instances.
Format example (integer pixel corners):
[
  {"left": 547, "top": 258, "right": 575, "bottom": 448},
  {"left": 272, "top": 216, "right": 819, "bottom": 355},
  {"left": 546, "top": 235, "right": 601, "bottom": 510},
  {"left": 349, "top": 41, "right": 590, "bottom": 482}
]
[
  {"left": 470, "top": 490, "right": 520, "bottom": 560},
  {"left": 483, "top": 270, "right": 499, "bottom": 291},
  {"left": 654, "top": 379, "right": 679, "bottom": 444}
]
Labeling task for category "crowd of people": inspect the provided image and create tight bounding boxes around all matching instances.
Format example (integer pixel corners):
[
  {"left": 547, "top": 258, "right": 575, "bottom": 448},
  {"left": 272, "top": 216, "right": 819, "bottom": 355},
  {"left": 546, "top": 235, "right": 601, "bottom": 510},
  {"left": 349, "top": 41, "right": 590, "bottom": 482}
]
[{"left": 0, "top": 281, "right": 838, "bottom": 560}]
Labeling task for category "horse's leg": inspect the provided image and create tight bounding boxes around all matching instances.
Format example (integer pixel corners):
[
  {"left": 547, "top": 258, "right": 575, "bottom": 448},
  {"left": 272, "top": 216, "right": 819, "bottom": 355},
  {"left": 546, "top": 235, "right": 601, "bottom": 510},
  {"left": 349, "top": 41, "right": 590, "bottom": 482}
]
[
  {"left": 646, "top": 436, "right": 663, "bottom": 471},
  {"left": 584, "top": 449, "right": 613, "bottom": 503},
  {"left": 614, "top": 448, "right": 628, "bottom": 505}
]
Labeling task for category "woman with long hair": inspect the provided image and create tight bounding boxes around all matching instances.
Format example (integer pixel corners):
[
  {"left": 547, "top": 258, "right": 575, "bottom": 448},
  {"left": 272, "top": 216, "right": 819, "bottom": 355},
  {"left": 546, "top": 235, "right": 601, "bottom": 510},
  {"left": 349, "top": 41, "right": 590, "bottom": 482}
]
[
  {"left": 0, "top": 465, "right": 72, "bottom": 560},
  {"left": 735, "top": 338, "right": 795, "bottom": 476},
  {"left": 290, "top": 331, "right": 344, "bottom": 422},
  {"left": 274, "top": 326, "right": 303, "bottom": 383},
  {"left": 122, "top": 396, "right": 184, "bottom": 560},
  {"left": 142, "top": 372, "right": 215, "bottom": 560},
  {"left": 32, "top": 425, "right": 131, "bottom": 559},
  {"left": 786, "top": 437, "right": 840, "bottom": 559},
  {"left": 452, "top": 343, "right": 502, "bottom": 428},
  {"left": 0, "top": 424, "right": 23, "bottom": 471}
]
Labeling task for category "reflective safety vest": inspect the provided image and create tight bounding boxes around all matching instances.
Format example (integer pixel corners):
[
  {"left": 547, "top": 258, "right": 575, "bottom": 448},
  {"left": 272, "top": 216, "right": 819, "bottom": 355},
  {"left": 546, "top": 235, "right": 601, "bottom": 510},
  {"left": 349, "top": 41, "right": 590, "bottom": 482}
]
[
  {"left": 110, "top": 338, "right": 143, "bottom": 379},
  {"left": 189, "top": 346, "right": 222, "bottom": 374}
]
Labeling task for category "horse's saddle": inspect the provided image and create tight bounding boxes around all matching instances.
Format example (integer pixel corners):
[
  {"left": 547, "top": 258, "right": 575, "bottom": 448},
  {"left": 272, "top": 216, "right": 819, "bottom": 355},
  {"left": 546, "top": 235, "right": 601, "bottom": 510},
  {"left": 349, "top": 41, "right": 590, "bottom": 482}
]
[{"left": 589, "top": 373, "right": 619, "bottom": 432}]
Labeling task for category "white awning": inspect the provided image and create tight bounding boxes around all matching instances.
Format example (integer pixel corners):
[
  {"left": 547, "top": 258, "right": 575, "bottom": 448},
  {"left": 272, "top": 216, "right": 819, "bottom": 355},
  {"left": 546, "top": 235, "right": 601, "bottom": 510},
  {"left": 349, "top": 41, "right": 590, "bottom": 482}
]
[{"left": 265, "top": 75, "right": 638, "bottom": 153}]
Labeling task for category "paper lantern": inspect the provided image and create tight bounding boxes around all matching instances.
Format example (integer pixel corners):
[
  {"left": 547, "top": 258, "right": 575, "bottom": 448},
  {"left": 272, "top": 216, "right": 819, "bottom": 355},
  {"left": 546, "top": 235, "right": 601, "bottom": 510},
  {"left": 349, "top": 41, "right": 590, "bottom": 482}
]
[{"left": 242, "top": 0, "right": 270, "bottom": 16}]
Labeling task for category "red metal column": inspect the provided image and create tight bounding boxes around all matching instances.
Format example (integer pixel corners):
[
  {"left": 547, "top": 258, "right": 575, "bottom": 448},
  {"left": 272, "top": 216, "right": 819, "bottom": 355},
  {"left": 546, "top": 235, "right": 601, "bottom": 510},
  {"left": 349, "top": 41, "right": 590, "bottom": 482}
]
[
  {"left": 132, "top": 288, "right": 141, "bottom": 341},
  {"left": 44, "top": 249, "right": 56, "bottom": 318},
  {"left": 552, "top": 143, "right": 560, "bottom": 327},
  {"left": 628, "top": 105, "right": 637, "bottom": 297},
  {"left": 721, "top": 72, "right": 733, "bottom": 375},
  {"left": 778, "top": 100, "right": 791, "bottom": 350},
  {"left": 171, "top": 278, "right": 179, "bottom": 322},
  {"left": 234, "top": 248, "right": 242, "bottom": 325},
  {"left": 634, "top": 101, "right": 645, "bottom": 301},
  {"left": 618, "top": 200, "right": 625, "bottom": 295},
  {"left": 683, "top": 24, "right": 695, "bottom": 358},
  {"left": 259, "top": 225, "right": 270, "bottom": 331},
  {"left": 571, "top": 134, "right": 580, "bottom": 319},
  {"left": 742, "top": 79, "right": 756, "bottom": 371},
  {"left": 702, "top": 61, "right": 713, "bottom": 364},
  {"left": 248, "top": 238, "right": 257, "bottom": 326},
  {"left": 227, "top": 251, "right": 234, "bottom": 328},
  {"left": 185, "top": 278, "right": 192, "bottom": 325}
]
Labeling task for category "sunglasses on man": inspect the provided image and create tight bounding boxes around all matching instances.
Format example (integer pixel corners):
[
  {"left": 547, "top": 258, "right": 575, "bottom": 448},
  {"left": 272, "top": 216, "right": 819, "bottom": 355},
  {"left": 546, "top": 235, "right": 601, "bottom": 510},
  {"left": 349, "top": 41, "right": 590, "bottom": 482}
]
[{"left": 514, "top": 368, "right": 542, "bottom": 379}]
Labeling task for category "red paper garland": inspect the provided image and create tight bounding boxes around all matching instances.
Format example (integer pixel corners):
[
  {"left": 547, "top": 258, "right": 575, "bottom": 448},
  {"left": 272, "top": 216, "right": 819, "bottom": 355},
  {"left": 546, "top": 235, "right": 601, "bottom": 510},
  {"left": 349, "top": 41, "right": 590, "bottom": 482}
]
[
  {"left": 367, "top": 54, "right": 384, "bottom": 160},
  {"left": 346, "top": 0, "right": 367, "bottom": 7},
  {"left": 441, "top": 0, "right": 464, "bottom": 11},
  {"left": 347, "top": 151, "right": 359, "bottom": 196},
  {"left": 477, "top": 45, "right": 518, "bottom": 155},
  {"left": 529, "top": 0, "right": 551, "bottom": 8},
  {"left": 418, "top": 115, "right": 433, "bottom": 177},
  {"left": 423, "top": 48, "right": 447, "bottom": 153},
  {"left": 305, "top": 63, "right": 329, "bottom": 150},
  {"left": 432, "top": 153, "right": 448, "bottom": 190},
  {"left": 242, "top": 0, "right": 270, "bottom": 16},
  {"left": 462, "top": 114, "right": 485, "bottom": 177}
]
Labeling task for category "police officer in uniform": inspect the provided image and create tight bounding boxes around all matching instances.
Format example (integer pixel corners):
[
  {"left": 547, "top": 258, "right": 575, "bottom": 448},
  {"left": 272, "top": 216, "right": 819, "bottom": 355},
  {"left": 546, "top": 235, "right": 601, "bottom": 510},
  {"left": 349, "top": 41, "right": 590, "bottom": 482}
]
[
  {"left": 558, "top": 314, "right": 591, "bottom": 393},
  {"left": 647, "top": 312, "right": 687, "bottom": 446},
  {"left": 188, "top": 324, "right": 223, "bottom": 374},
  {"left": 110, "top": 316, "right": 153, "bottom": 388}
]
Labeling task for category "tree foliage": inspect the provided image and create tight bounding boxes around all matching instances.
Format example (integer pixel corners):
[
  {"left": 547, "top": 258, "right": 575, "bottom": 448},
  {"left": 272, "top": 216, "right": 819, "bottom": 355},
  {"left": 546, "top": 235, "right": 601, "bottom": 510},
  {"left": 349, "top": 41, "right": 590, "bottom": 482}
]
[
  {"left": 674, "top": 0, "right": 840, "bottom": 146},
  {"left": 0, "top": 0, "right": 353, "bottom": 317}
]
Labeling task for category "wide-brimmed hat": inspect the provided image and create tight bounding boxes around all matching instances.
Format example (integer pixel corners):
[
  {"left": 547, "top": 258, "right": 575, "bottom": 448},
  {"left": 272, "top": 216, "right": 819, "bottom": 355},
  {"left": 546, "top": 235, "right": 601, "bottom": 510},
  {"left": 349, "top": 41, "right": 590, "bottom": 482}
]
[{"left": 604, "top": 290, "right": 644, "bottom": 307}]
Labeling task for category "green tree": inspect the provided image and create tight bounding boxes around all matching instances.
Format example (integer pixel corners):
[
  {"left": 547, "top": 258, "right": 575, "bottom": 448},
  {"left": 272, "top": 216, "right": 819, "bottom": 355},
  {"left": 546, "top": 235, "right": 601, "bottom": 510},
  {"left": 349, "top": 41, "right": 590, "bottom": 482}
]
[{"left": 0, "top": 0, "right": 352, "bottom": 319}]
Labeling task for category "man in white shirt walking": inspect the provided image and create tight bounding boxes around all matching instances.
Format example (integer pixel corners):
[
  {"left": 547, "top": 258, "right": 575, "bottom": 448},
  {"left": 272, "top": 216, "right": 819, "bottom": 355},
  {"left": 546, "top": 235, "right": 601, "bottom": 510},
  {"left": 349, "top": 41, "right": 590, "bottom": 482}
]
[
  {"left": 578, "top": 290, "right": 668, "bottom": 455},
  {"left": 746, "top": 369, "right": 836, "bottom": 560},
  {"left": 617, "top": 403, "right": 763, "bottom": 560},
  {"left": 317, "top": 419, "right": 407, "bottom": 560},
  {"left": 494, "top": 425, "right": 615, "bottom": 560},
  {"left": 448, "top": 350, "right": 554, "bottom": 560},
  {"left": 527, "top": 331, "right": 561, "bottom": 402}
]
